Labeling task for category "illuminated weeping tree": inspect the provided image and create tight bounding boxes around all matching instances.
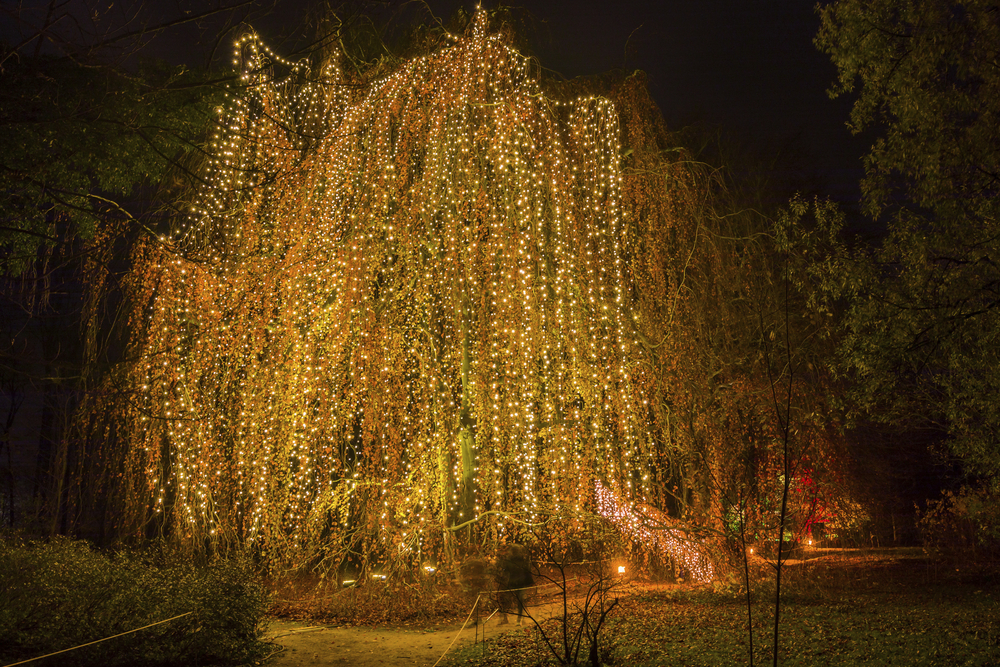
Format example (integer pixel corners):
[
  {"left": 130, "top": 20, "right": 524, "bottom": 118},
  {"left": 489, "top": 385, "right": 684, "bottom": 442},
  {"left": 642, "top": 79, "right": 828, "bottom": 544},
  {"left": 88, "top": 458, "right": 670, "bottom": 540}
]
[{"left": 110, "top": 12, "right": 710, "bottom": 573}]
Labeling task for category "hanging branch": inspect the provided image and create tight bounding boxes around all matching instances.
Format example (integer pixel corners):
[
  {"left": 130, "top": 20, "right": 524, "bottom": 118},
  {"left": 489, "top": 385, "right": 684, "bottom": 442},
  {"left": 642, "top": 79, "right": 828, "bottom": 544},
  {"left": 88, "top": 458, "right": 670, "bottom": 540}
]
[{"left": 93, "top": 9, "right": 711, "bottom": 571}]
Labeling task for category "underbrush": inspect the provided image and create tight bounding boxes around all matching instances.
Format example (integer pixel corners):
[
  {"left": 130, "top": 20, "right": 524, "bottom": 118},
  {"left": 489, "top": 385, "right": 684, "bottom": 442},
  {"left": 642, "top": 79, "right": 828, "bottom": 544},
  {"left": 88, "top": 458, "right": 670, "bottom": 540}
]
[
  {"left": 446, "top": 552, "right": 1000, "bottom": 666},
  {"left": 0, "top": 536, "right": 271, "bottom": 667},
  {"left": 918, "top": 483, "right": 1000, "bottom": 562},
  {"left": 270, "top": 575, "right": 470, "bottom": 626}
]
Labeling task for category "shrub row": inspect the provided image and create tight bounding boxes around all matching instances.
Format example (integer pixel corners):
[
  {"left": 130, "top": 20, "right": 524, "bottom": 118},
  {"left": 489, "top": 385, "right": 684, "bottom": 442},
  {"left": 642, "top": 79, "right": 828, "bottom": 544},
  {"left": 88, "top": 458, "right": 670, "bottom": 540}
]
[{"left": 0, "top": 537, "right": 271, "bottom": 666}]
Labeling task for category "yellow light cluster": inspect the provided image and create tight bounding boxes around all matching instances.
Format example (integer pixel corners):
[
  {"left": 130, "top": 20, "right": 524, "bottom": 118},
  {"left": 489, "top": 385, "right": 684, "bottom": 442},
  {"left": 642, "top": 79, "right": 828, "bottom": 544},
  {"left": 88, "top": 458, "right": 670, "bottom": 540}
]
[
  {"left": 596, "top": 481, "right": 714, "bottom": 582},
  {"left": 128, "top": 11, "right": 667, "bottom": 565}
]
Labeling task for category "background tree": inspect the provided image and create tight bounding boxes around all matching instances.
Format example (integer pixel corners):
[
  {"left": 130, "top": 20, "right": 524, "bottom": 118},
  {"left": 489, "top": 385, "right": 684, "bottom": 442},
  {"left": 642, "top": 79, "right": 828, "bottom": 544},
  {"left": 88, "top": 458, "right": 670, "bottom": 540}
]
[
  {"left": 814, "top": 0, "right": 1000, "bottom": 483},
  {"left": 0, "top": 0, "right": 276, "bottom": 530}
]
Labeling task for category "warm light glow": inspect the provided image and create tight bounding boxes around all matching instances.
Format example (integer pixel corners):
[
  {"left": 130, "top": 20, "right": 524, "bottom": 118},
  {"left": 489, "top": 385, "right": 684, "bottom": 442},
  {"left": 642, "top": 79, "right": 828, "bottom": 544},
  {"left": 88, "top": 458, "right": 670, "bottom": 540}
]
[
  {"left": 115, "top": 10, "right": 695, "bottom": 569},
  {"left": 617, "top": 565, "right": 626, "bottom": 574},
  {"left": 596, "top": 481, "right": 714, "bottom": 582}
]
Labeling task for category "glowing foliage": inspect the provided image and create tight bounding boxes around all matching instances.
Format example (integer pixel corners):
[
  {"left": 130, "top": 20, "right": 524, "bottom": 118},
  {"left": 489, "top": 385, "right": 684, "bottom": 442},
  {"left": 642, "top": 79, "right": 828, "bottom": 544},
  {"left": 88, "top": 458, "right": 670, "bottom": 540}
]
[
  {"left": 116, "top": 13, "right": 699, "bottom": 568},
  {"left": 596, "top": 481, "right": 714, "bottom": 582}
]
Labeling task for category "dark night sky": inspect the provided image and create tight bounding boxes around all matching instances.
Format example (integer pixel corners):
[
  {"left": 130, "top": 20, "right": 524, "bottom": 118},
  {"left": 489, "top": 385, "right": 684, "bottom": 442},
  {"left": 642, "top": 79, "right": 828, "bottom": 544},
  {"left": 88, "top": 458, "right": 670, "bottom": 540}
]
[{"left": 423, "top": 0, "right": 870, "bottom": 210}]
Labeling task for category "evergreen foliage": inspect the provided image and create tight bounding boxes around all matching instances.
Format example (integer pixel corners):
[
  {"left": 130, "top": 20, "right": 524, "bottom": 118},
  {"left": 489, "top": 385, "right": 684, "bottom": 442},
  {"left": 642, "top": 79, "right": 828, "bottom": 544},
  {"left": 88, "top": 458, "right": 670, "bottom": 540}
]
[
  {"left": 0, "top": 536, "right": 270, "bottom": 667},
  {"left": 0, "top": 54, "right": 218, "bottom": 273}
]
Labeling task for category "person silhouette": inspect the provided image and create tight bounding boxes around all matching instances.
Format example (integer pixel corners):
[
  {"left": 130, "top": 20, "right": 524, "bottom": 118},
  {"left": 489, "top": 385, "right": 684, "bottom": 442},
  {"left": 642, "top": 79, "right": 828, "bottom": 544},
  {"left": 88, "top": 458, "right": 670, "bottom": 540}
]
[{"left": 495, "top": 544, "right": 533, "bottom": 625}]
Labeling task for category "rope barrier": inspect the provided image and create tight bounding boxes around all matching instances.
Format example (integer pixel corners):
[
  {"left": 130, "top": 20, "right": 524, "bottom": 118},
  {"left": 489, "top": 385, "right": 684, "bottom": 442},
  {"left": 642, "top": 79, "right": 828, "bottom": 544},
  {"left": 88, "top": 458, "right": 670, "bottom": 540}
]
[
  {"left": 1, "top": 611, "right": 194, "bottom": 667},
  {"left": 431, "top": 594, "right": 479, "bottom": 667},
  {"left": 488, "top": 576, "right": 578, "bottom": 595},
  {"left": 266, "top": 626, "right": 327, "bottom": 640}
]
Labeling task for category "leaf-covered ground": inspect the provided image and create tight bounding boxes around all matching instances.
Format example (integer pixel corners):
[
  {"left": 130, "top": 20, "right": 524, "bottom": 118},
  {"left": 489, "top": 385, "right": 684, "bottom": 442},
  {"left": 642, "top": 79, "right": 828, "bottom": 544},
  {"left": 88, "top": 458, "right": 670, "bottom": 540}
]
[{"left": 444, "top": 551, "right": 1000, "bottom": 666}]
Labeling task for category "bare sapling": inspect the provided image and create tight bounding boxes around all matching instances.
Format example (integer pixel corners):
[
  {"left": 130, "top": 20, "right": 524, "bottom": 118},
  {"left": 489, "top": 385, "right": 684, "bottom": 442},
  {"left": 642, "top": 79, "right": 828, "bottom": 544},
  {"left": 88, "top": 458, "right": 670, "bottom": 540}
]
[{"left": 519, "top": 533, "right": 621, "bottom": 666}]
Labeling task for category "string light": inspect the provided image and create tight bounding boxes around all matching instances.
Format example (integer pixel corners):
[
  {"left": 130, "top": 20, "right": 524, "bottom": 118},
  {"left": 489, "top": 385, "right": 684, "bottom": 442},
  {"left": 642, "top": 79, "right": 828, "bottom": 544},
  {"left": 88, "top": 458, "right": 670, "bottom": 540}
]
[
  {"left": 596, "top": 481, "right": 714, "bottom": 582},
  {"left": 123, "top": 11, "right": 681, "bottom": 568}
]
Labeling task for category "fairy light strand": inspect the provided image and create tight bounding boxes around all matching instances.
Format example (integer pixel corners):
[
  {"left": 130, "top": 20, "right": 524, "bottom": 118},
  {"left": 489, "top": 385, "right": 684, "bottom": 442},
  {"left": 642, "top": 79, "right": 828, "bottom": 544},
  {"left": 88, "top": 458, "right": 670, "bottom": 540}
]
[
  {"left": 596, "top": 481, "right": 714, "bottom": 582},
  {"left": 122, "top": 11, "right": 689, "bottom": 568}
]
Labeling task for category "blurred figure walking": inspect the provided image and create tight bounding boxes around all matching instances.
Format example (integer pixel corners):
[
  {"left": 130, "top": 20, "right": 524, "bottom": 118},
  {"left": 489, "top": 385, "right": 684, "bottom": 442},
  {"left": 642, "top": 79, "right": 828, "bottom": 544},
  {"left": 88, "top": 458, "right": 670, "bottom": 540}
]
[{"left": 495, "top": 544, "right": 533, "bottom": 625}]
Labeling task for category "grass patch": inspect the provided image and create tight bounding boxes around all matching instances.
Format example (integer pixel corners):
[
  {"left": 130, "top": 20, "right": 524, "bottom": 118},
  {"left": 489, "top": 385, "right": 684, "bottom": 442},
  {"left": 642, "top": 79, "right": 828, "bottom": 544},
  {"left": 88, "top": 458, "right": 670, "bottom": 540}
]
[
  {"left": 446, "top": 551, "right": 1000, "bottom": 666},
  {"left": 0, "top": 536, "right": 271, "bottom": 666}
]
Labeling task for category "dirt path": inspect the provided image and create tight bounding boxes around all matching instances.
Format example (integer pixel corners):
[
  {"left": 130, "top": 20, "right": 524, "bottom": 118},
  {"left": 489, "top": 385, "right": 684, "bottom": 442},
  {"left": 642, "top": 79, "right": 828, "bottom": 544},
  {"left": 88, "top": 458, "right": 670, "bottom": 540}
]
[{"left": 265, "top": 609, "right": 535, "bottom": 667}]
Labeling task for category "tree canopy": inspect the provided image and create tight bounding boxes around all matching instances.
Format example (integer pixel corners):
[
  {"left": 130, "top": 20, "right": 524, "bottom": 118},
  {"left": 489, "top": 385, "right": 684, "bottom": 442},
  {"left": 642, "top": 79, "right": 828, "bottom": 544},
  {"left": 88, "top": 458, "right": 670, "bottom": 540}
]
[
  {"left": 813, "top": 0, "right": 1000, "bottom": 481},
  {"left": 58, "top": 9, "right": 852, "bottom": 576},
  {"left": 0, "top": 56, "right": 213, "bottom": 271},
  {"left": 94, "top": 11, "right": 696, "bottom": 570}
]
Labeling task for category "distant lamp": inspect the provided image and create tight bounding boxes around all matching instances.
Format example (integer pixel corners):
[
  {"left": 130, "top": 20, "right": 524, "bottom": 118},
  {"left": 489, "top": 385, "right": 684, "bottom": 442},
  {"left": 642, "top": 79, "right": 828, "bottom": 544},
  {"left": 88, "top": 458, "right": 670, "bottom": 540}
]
[{"left": 618, "top": 565, "right": 626, "bottom": 575}]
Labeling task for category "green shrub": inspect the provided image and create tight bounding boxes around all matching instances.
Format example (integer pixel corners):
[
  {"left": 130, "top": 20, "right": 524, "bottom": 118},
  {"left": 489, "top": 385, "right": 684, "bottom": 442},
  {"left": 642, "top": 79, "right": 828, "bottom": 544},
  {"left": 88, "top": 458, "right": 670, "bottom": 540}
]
[
  {"left": 918, "top": 484, "right": 1000, "bottom": 560},
  {"left": 0, "top": 537, "right": 271, "bottom": 666}
]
